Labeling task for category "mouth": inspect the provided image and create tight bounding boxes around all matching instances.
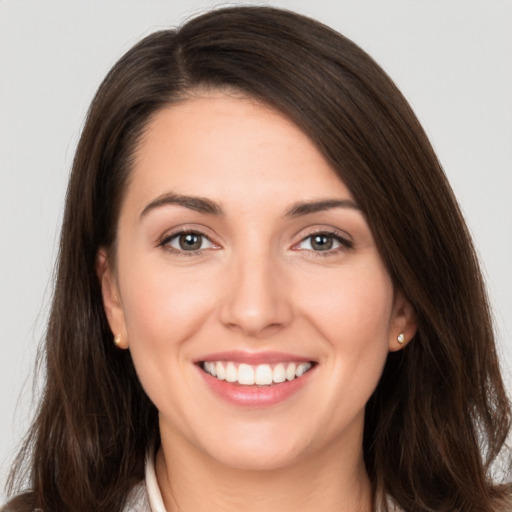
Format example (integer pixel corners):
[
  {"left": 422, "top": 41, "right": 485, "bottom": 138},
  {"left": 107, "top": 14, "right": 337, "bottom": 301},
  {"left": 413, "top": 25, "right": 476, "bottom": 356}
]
[{"left": 199, "top": 360, "right": 315, "bottom": 386}]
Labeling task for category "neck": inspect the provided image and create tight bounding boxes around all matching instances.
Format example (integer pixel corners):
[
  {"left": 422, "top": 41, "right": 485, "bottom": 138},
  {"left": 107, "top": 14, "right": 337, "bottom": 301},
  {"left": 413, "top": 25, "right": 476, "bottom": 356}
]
[{"left": 155, "top": 427, "right": 373, "bottom": 512}]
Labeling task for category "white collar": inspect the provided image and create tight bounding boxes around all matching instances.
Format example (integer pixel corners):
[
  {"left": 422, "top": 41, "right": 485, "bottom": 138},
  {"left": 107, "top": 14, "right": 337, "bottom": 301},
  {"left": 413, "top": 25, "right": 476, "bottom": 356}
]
[{"left": 144, "top": 449, "right": 167, "bottom": 512}]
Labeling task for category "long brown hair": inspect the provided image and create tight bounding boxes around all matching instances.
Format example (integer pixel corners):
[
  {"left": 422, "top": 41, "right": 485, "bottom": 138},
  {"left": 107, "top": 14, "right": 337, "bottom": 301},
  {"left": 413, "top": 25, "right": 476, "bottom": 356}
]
[{"left": 5, "top": 6, "right": 511, "bottom": 511}]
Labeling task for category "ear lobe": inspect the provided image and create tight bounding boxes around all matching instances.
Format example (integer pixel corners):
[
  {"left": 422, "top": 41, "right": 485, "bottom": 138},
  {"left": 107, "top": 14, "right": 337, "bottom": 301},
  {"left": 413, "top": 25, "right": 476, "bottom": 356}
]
[
  {"left": 96, "top": 248, "right": 129, "bottom": 349},
  {"left": 388, "top": 289, "right": 417, "bottom": 352}
]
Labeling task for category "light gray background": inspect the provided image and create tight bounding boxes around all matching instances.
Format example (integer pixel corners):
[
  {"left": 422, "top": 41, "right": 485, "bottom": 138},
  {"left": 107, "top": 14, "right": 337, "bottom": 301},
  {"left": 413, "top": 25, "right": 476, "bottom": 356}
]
[{"left": 1, "top": 0, "right": 511, "bottom": 499}]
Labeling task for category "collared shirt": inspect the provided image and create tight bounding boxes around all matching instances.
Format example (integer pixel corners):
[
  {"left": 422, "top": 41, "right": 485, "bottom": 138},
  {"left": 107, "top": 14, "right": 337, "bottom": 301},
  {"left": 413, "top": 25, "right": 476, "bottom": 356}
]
[{"left": 123, "top": 452, "right": 166, "bottom": 512}]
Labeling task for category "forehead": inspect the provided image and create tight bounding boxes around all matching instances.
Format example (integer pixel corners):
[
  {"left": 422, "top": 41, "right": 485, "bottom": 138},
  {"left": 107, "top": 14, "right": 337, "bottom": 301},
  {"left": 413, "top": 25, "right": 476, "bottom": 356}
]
[{"left": 126, "top": 92, "right": 353, "bottom": 214}]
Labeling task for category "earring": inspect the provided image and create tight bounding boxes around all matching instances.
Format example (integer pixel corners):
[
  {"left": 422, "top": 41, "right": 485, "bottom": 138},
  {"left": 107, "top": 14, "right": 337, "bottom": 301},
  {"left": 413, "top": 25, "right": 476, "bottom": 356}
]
[
  {"left": 114, "top": 333, "right": 122, "bottom": 347},
  {"left": 397, "top": 333, "right": 405, "bottom": 345}
]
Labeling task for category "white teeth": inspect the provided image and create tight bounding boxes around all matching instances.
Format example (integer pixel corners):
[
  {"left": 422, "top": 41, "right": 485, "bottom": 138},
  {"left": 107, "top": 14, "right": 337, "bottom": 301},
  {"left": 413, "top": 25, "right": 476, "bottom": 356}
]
[
  {"left": 273, "top": 363, "right": 286, "bottom": 383},
  {"left": 238, "top": 364, "right": 254, "bottom": 385},
  {"left": 225, "top": 362, "right": 237, "bottom": 383},
  {"left": 296, "top": 362, "right": 311, "bottom": 377},
  {"left": 286, "top": 363, "right": 297, "bottom": 381},
  {"left": 255, "top": 364, "right": 273, "bottom": 385},
  {"left": 203, "top": 361, "right": 313, "bottom": 386},
  {"left": 216, "top": 362, "right": 226, "bottom": 380}
]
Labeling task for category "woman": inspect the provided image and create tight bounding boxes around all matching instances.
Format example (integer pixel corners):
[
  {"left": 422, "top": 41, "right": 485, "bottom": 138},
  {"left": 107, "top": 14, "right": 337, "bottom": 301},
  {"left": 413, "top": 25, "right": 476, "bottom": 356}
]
[{"left": 4, "top": 6, "right": 511, "bottom": 512}]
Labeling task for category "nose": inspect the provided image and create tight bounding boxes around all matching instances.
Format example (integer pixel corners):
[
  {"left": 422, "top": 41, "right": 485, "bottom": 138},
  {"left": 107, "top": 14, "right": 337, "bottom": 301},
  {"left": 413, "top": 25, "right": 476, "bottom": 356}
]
[{"left": 219, "top": 251, "right": 293, "bottom": 338}]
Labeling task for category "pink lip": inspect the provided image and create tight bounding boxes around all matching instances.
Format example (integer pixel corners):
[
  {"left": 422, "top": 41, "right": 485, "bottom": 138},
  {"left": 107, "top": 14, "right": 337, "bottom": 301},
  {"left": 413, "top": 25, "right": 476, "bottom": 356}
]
[
  {"left": 195, "top": 356, "right": 316, "bottom": 408},
  {"left": 196, "top": 350, "right": 313, "bottom": 365}
]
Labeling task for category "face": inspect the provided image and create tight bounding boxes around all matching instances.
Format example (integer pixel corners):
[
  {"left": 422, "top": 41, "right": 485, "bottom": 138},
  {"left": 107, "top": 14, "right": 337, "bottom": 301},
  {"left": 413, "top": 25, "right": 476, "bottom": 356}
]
[{"left": 99, "top": 92, "right": 416, "bottom": 471}]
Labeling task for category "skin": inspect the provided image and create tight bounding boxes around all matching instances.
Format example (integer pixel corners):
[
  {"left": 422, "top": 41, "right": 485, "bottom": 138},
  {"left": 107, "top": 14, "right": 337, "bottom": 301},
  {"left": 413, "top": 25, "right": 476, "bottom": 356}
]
[{"left": 98, "top": 91, "right": 417, "bottom": 512}]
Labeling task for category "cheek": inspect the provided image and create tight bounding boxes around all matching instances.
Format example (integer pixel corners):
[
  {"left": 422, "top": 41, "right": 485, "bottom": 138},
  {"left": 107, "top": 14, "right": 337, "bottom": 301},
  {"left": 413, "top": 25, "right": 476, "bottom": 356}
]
[
  {"left": 303, "top": 261, "right": 393, "bottom": 334},
  {"left": 297, "top": 259, "right": 394, "bottom": 387},
  {"left": 116, "top": 256, "right": 220, "bottom": 419},
  {"left": 119, "top": 257, "right": 214, "bottom": 344},
  {"left": 115, "top": 252, "right": 219, "bottom": 398}
]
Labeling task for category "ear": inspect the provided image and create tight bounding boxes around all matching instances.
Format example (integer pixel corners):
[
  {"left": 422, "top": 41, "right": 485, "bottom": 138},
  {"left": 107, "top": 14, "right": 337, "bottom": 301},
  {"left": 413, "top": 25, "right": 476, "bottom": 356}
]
[
  {"left": 96, "top": 248, "right": 129, "bottom": 349},
  {"left": 388, "top": 289, "right": 417, "bottom": 352}
]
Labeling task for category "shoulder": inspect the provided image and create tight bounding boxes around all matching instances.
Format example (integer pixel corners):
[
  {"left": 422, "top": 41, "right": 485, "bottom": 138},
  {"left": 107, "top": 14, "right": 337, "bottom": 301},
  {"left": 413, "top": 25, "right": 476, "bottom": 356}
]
[
  {"left": 374, "top": 493, "right": 404, "bottom": 512},
  {"left": 1, "top": 487, "right": 152, "bottom": 512},
  {"left": 122, "top": 481, "right": 152, "bottom": 512},
  {"left": 1, "top": 493, "right": 36, "bottom": 512}
]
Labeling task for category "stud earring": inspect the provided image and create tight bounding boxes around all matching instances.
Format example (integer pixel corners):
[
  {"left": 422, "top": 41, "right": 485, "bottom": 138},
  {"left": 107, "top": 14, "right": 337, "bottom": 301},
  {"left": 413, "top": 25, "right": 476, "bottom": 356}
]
[
  {"left": 397, "top": 333, "right": 405, "bottom": 345},
  {"left": 114, "top": 333, "right": 122, "bottom": 347}
]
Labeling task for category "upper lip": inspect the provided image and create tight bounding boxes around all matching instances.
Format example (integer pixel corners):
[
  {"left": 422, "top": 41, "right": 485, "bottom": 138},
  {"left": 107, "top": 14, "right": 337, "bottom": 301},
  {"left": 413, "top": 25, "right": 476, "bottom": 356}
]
[{"left": 195, "top": 351, "right": 315, "bottom": 365}]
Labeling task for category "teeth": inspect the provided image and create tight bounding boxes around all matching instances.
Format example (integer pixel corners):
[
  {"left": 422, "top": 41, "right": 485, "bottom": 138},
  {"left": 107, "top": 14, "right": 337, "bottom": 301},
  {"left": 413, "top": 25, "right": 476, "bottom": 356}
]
[
  {"left": 286, "top": 363, "right": 296, "bottom": 381},
  {"left": 216, "top": 362, "right": 226, "bottom": 380},
  {"left": 202, "top": 361, "right": 312, "bottom": 386},
  {"left": 295, "top": 362, "right": 309, "bottom": 377},
  {"left": 225, "top": 362, "right": 237, "bottom": 383},
  {"left": 255, "top": 364, "right": 273, "bottom": 385},
  {"left": 273, "top": 363, "right": 286, "bottom": 383},
  {"left": 238, "top": 363, "right": 254, "bottom": 385}
]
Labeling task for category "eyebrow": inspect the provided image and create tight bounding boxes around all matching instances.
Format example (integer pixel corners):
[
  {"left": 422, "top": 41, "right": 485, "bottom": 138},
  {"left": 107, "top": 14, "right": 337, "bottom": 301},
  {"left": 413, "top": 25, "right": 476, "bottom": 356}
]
[
  {"left": 140, "top": 193, "right": 359, "bottom": 220},
  {"left": 285, "top": 199, "right": 360, "bottom": 217},
  {"left": 140, "top": 193, "right": 224, "bottom": 218}
]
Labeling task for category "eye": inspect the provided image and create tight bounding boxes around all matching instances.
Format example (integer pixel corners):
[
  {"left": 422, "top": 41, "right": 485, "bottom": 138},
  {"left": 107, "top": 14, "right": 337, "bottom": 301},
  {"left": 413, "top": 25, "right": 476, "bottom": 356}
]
[
  {"left": 295, "top": 232, "right": 352, "bottom": 252},
  {"left": 161, "top": 231, "right": 216, "bottom": 253}
]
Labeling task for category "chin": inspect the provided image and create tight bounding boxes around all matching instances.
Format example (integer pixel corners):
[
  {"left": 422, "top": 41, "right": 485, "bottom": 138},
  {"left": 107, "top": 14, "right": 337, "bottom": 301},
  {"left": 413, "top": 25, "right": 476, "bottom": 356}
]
[
  {"left": 210, "top": 446, "right": 304, "bottom": 472},
  {"left": 197, "top": 424, "right": 310, "bottom": 471}
]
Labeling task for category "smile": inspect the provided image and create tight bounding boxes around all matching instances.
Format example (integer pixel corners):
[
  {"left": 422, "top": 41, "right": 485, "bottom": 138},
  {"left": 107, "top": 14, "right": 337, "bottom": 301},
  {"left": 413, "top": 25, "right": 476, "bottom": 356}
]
[{"left": 201, "top": 361, "right": 313, "bottom": 386}]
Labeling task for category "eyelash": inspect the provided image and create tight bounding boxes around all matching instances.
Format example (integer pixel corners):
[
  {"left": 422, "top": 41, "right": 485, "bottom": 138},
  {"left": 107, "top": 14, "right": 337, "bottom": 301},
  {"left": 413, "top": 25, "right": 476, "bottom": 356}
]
[
  {"left": 293, "top": 230, "right": 353, "bottom": 256},
  {"left": 158, "top": 229, "right": 216, "bottom": 257},
  {"left": 158, "top": 228, "right": 353, "bottom": 257}
]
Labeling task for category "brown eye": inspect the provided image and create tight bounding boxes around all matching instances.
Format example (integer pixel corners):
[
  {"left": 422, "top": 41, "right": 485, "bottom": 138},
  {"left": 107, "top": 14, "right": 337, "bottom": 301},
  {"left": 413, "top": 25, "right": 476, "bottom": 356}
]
[
  {"left": 295, "top": 232, "right": 352, "bottom": 253},
  {"left": 178, "top": 233, "right": 203, "bottom": 251},
  {"left": 162, "top": 231, "right": 215, "bottom": 252},
  {"left": 310, "top": 234, "right": 333, "bottom": 251}
]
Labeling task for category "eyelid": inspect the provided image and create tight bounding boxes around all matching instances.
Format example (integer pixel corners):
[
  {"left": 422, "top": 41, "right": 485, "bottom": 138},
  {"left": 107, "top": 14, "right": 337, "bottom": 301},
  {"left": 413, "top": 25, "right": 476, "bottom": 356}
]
[
  {"left": 157, "top": 225, "right": 221, "bottom": 254},
  {"left": 166, "top": 232, "right": 215, "bottom": 250},
  {"left": 291, "top": 227, "right": 354, "bottom": 253}
]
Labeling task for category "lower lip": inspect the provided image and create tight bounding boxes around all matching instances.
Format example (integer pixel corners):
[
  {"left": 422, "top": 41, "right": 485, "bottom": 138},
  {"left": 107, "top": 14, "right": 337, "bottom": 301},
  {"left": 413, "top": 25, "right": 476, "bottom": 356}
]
[{"left": 197, "top": 365, "right": 314, "bottom": 407}]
